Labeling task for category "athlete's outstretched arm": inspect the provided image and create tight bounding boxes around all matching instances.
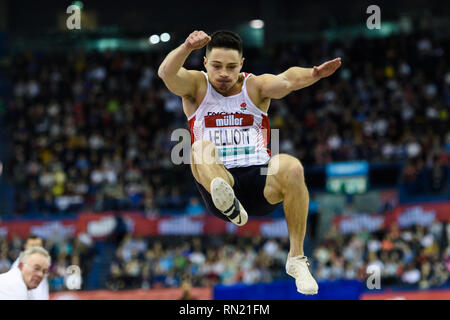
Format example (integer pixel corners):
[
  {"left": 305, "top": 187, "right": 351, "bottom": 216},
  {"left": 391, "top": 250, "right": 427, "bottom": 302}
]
[
  {"left": 255, "top": 58, "right": 342, "bottom": 99},
  {"left": 158, "top": 30, "right": 211, "bottom": 98}
]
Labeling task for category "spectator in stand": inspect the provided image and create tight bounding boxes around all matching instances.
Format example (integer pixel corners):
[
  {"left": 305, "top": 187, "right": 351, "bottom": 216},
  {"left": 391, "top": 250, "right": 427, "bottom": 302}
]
[
  {"left": 401, "top": 157, "right": 427, "bottom": 195},
  {"left": 185, "top": 197, "right": 205, "bottom": 216},
  {"left": 429, "top": 156, "right": 448, "bottom": 194}
]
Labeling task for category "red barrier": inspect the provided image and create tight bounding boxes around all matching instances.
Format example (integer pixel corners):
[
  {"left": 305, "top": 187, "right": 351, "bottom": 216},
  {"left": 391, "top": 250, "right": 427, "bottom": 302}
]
[
  {"left": 2, "top": 201, "right": 449, "bottom": 240},
  {"left": 0, "top": 212, "right": 285, "bottom": 240},
  {"left": 386, "top": 202, "right": 450, "bottom": 227},
  {"left": 0, "top": 219, "right": 77, "bottom": 240},
  {"left": 333, "top": 201, "right": 450, "bottom": 234},
  {"left": 50, "top": 287, "right": 213, "bottom": 300}
]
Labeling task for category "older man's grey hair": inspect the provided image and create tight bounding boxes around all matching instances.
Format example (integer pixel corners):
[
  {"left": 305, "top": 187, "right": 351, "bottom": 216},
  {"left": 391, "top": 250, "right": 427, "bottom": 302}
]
[{"left": 19, "top": 246, "right": 51, "bottom": 266}]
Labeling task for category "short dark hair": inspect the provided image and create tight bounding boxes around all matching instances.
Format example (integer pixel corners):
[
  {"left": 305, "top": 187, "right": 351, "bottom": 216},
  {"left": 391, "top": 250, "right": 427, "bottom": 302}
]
[
  {"left": 24, "top": 235, "right": 42, "bottom": 248},
  {"left": 206, "top": 30, "right": 243, "bottom": 56},
  {"left": 25, "top": 235, "right": 41, "bottom": 242}
]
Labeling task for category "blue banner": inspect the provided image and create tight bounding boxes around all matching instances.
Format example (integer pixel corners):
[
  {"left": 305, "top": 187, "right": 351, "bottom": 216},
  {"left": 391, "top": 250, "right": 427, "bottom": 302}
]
[{"left": 326, "top": 161, "right": 369, "bottom": 177}]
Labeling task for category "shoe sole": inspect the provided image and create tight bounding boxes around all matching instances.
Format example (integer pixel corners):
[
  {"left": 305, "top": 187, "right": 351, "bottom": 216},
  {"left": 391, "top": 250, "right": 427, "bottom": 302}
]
[
  {"left": 297, "top": 288, "right": 318, "bottom": 295},
  {"left": 210, "top": 177, "right": 248, "bottom": 226}
]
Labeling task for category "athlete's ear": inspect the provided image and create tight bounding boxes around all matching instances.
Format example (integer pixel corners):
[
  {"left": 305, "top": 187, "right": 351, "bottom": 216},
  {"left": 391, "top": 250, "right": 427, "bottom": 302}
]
[
  {"left": 203, "top": 56, "right": 208, "bottom": 67},
  {"left": 240, "top": 57, "right": 245, "bottom": 69}
]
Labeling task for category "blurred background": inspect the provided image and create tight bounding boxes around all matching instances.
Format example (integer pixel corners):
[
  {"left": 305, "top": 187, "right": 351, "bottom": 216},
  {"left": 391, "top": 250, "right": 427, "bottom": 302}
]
[{"left": 0, "top": 0, "right": 449, "bottom": 300}]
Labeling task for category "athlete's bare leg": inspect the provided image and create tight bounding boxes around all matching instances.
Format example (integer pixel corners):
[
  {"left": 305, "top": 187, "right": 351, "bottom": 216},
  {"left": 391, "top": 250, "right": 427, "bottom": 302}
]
[
  {"left": 263, "top": 154, "right": 309, "bottom": 257},
  {"left": 190, "top": 140, "right": 234, "bottom": 193},
  {"left": 263, "top": 154, "right": 318, "bottom": 294}
]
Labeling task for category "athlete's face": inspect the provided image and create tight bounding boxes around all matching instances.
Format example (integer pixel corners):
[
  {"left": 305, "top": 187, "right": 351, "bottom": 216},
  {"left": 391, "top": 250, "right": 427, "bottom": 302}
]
[{"left": 204, "top": 48, "right": 244, "bottom": 94}]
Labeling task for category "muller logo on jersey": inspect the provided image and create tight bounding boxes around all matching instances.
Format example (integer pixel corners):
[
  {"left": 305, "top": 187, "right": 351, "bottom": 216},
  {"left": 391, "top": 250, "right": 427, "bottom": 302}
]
[{"left": 205, "top": 113, "right": 254, "bottom": 128}]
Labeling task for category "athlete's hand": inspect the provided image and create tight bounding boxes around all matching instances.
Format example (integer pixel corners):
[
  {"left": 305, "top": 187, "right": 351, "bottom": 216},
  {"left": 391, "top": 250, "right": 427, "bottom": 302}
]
[
  {"left": 311, "top": 58, "right": 342, "bottom": 79},
  {"left": 184, "top": 30, "right": 211, "bottom": 51}
]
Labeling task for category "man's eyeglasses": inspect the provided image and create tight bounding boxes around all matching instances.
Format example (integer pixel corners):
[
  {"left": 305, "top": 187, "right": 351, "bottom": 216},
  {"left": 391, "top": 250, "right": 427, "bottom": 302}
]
[{"left": 25, "top": 263, "right": 49, "bottom": 276}]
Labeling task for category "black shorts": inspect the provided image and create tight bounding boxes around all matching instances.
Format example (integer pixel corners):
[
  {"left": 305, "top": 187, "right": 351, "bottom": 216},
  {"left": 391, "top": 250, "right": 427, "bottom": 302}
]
[{"left": 194, "top": 164, "right": 281, "bottom": 222}]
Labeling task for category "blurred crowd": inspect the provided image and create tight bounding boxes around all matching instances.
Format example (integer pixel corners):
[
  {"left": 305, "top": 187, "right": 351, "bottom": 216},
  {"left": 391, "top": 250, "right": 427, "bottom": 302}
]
[
  {"left": 104, "top": 221, "right": 449, "bottom": 291},
  {"left": 0, "top": 233, "right": 95, "bottom": 291},
  {"left": 4, "top": 49, "right": 197, "bottom": 215},
  {"left": 313, "top": 220, "right": 449, "bottom": 289},
  {"left": 269, "top": 33, "right": 450, "bottom": 168},
  {"left": 0, "top": 220, "right": 448, "bottom": 292},
  {"left": 2, "top": 31, "right": 450, "bottom": 215},
  {"left": 105, "top": 234, "right": 289, "bottom": 290}
]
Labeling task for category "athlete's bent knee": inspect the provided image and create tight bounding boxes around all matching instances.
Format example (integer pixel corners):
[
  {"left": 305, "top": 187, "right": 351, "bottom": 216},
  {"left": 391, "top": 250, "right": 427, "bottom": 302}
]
[
  {"left": 286, "top": 159, "right": 305, "bottom": 185},
  {"left": 191, "top": 140, "right": 217, "bottom": 165}
]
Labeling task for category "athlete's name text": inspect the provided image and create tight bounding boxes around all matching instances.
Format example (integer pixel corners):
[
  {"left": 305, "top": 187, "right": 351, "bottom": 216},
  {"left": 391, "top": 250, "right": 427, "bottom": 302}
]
[{"left": 209, "top": 128, "right": 250, "bottom": 146}]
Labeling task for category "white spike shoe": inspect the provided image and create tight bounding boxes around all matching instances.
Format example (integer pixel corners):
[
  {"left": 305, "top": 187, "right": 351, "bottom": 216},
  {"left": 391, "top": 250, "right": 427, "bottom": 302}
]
[
  {"left": 286, "top": 255, "right": 319, "bottom": 295},
  {"left": 210, "top": 177, "right": 248, "bottom": 226}
]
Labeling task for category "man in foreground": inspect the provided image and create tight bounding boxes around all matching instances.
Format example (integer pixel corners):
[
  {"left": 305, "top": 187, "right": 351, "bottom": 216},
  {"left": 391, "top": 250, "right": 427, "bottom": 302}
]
[
  {"left": 0, "top": 246, "right": 51, "bottom": 300},
  {"left": 10, "top": 235, "right": 50, "bottom": 299}
]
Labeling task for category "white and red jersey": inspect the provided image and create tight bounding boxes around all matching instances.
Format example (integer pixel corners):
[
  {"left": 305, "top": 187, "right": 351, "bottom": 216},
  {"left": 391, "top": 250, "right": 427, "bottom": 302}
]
[{"left": 188, "top": 72, "right": 271, "bottom": 169}]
